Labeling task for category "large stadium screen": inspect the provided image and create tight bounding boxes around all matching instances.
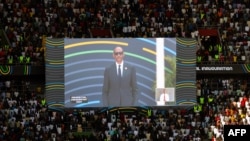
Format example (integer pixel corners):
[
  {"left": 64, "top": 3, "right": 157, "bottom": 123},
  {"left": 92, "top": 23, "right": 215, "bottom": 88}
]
[{"left": 63, "top": 38, "right": 196, "bottom": 108}]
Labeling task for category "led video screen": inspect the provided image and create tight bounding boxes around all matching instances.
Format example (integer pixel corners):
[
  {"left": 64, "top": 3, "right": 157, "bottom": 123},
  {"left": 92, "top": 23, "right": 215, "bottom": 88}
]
[{"left": 64, "top": 38, "right": 178, "bottom": 107}]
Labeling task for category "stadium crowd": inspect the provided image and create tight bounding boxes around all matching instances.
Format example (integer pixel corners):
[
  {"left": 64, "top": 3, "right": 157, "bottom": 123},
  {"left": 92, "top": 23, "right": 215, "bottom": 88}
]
[
  {"left": 1, "top": 77, "right": 250, "bottom": 141},
  {"left": 0, "top": 0, "right": 250, "bottom": 64},
  {"left": 0, "top": 0, "right": 250, "bottom": 140}
]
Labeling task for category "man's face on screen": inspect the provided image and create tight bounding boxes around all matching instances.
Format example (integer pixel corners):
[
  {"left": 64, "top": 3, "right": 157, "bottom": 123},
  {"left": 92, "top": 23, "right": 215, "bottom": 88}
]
[{"left": 113, "top": 47, "right": 124, "bottom": 64}]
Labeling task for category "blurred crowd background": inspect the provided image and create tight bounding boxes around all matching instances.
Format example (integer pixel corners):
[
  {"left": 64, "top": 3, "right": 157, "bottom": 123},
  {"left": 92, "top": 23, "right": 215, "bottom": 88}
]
[{"left": 0, "top": 0, "right": 250, "bottom": 140}]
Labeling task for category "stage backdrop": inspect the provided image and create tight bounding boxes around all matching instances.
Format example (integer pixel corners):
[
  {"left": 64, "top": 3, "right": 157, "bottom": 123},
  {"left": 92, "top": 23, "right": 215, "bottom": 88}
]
[{"left": 45, "top": 38, "right": 197, "bottom": 108}]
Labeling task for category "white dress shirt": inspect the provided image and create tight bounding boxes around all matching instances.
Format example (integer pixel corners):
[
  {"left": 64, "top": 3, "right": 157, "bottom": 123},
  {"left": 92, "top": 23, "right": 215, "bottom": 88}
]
[{"left": 116, "top": 62, "right": 124, "bottom": 76}]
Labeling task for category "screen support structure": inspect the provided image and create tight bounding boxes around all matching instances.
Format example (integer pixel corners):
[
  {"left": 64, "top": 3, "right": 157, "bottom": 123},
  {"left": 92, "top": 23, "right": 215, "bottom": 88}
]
[{"left": 156, "top": 38, "right": 165, "bottom": 88}]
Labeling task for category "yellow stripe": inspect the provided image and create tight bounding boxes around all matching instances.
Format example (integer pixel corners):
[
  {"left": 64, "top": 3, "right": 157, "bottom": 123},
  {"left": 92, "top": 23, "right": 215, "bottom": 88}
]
[
  {"left": 143, "top": 47, "right": 173, "bottom": 61},
  {"left": 46, "top": 85, "right": 64, "bottom": 88},
  {"left": 143, "top": 47, "right": 156, "bottom": 55},
  {"left": 181, "top": 61, "right": 196, "bottom": 63},
  {"left": 176, "top": 83, "right": 195, "bottom": 86},
  {"left": 49, "top": 62, "right": 64, "bottom": 65},
  {"left": 0, "top": 66, "right": 11, "bottom": 75},
  {"left": 176, "top": 58, "right": 196, "bottom": 61},
  {"left": 48, "top": 104, "right": 64, "bottom": 107},
  {"left": 45, "top": 59, "right": 64, "bottom": 62},
  {"left": 65, "top": 41, "right": 129, "bottom": 49}
]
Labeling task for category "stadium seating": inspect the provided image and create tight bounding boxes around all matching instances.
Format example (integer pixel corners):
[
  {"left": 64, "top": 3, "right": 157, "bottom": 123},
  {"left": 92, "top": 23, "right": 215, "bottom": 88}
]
[{"left": 0, "top": 0, "right": 249, "bottom": 140}]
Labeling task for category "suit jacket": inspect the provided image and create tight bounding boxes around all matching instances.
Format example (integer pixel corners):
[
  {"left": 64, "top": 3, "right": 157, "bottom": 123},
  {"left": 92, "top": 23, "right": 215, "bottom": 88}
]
[{"left": 102, "top": 62, "right": 138, "bottom": 106}]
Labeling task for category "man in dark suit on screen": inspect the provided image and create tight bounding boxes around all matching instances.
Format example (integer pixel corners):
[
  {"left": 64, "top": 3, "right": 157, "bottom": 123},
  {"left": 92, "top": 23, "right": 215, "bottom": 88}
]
[{"left": 102, "top": 46, "right": 138, "bottom": 106}]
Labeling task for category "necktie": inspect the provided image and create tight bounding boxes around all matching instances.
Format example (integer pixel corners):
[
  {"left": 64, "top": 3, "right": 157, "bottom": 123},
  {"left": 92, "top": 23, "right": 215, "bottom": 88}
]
[{"left": 118, "top": 65, "right": 121, "bottom": 77}]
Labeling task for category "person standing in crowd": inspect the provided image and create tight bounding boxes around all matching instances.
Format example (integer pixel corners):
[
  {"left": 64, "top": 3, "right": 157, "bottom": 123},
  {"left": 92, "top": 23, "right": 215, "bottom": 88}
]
[{"left": 102, "top": 46, "right": 138, "bottom": 106}]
